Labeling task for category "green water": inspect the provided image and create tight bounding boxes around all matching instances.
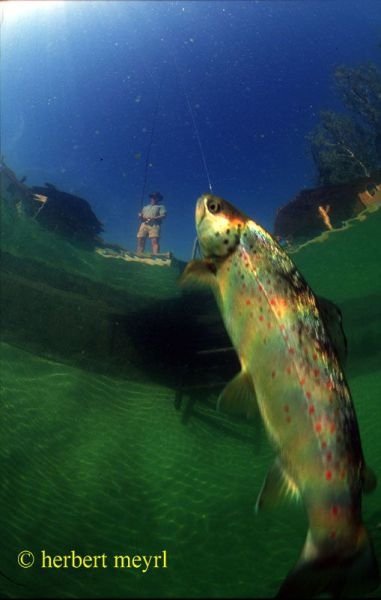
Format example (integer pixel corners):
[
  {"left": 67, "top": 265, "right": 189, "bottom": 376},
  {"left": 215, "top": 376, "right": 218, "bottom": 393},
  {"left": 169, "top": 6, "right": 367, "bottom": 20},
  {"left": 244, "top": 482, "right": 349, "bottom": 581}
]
[{"left": 1, "top": 205, "right": 381, "bottom": 598}]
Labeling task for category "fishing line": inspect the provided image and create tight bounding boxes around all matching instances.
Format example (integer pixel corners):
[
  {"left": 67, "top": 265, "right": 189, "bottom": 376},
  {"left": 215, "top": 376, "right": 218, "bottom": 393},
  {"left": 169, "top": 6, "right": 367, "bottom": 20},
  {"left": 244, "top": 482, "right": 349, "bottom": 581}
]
[{"left": 174, "top": 58, "right": 213, "bottom": 194}]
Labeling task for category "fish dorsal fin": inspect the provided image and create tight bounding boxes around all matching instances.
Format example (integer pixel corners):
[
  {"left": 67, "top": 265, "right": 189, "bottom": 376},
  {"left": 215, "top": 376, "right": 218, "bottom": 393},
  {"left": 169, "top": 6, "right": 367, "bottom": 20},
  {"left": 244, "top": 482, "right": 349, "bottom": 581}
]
[
  {"left": 363, "top": 465, "right": 377, "bottom": 494},
  {"left": 255, "top": 458, "right": 300, "bottom": 513},
  {"left": 179, "top": 259, "right": 217, "bottom": 288},
  {"left": 316, "top": 296, "right": 348, "bottom": 365},
  {"left": 217, "top": 370, "right": 258, "bottom": 420}
]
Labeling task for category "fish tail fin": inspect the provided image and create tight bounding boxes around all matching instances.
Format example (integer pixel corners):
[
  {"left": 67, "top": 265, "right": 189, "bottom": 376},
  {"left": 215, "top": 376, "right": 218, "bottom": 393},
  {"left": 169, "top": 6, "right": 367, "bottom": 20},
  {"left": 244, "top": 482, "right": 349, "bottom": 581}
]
[{"left": 277, "top": 526, "right": 380, "bottom": 598}]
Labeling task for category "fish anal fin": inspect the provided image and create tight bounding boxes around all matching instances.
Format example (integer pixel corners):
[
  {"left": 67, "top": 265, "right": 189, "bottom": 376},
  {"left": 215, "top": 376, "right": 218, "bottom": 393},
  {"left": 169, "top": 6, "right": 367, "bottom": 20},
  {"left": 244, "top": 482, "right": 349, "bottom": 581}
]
[
  {"left": 255, "top": 458, "right": 299, "bottom": 513},
  {"left": 216, "top": 370, "right": 257, "bottom": 420},
  {"left": 179, "top": 259, "right": 217, "bottom": 288}
]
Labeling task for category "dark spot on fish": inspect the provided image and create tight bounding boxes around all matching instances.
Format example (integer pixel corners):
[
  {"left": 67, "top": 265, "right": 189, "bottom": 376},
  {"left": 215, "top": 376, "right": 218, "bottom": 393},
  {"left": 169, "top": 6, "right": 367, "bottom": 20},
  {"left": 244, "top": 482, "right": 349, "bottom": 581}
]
[
  {"left": 215, "top": 231, "right": 220, "bottom": 237},
  {"left": 223, "top": 239, "right": 229, "bottom": 245},
  {"left": 226, "top": 229, "right": 230, "bottom": 234},
  {"left": 277, "top": 266, "right": 309, "bottom": 294}
]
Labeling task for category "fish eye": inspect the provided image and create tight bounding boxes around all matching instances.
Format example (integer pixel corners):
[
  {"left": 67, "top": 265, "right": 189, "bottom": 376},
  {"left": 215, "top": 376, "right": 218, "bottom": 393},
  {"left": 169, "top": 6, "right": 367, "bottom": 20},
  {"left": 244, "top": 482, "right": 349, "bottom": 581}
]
[{"left": 207, "top": 198, "right": 222, "bottom": 214}]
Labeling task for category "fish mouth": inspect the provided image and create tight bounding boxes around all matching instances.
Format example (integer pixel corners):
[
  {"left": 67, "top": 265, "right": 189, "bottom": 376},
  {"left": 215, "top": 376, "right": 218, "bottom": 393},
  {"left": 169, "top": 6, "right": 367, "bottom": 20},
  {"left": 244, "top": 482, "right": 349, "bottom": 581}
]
[{"left": 195, "top": 195, "right": 207, "bottom": 226}]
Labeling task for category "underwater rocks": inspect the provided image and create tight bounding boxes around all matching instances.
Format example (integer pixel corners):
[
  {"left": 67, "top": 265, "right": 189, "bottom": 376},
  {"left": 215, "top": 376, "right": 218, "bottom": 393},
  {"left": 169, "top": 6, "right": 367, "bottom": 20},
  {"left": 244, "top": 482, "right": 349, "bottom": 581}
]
[{"left": 274, "top": 174, "right": 381, "bottom": 243}]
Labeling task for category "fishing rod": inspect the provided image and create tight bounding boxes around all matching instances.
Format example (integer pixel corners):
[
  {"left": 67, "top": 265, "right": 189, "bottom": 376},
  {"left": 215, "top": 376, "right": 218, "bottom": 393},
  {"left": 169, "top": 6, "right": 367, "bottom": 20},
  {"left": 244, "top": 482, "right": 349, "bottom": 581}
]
[{"left": 139, "top": 73, "right": 164, "bottom": 209}]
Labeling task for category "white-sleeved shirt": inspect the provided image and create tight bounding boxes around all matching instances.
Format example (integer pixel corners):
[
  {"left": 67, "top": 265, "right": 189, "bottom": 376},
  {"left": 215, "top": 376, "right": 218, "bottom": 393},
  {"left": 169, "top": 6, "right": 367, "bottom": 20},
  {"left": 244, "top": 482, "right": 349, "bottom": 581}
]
[{"left": 141, "top": 204, "right": 167, "bottom": 221}]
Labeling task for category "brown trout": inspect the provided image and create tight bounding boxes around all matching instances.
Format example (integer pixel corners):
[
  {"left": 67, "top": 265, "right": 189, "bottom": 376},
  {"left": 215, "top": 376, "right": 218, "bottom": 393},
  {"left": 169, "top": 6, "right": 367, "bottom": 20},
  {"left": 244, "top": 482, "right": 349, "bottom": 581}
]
[{"left": 182, "top": 194, "right": 379, "bottom": 598}]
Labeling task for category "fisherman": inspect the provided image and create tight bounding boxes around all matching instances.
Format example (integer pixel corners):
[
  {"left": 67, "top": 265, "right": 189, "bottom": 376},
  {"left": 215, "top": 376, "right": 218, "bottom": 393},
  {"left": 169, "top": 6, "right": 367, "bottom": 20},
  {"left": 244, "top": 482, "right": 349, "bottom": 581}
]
[{"left": 136, "top": 192, "right": 167, "bottom": 255}]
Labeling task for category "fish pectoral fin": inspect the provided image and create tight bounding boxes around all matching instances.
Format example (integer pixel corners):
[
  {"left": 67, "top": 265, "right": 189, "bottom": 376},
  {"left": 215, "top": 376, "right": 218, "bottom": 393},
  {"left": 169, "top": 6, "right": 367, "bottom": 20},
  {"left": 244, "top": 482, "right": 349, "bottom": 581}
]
[
  {"left": 255, "top": 458, "right": 300, "bottom": 513},
  {"left": 216, "top": 370, "right": 257, "bottom": 420},
  {"left": 179, "top": 259, "right": 217, "bottom": 288},
  {"left": 363, "top": 465, "right": 377, "bottom": 494}
]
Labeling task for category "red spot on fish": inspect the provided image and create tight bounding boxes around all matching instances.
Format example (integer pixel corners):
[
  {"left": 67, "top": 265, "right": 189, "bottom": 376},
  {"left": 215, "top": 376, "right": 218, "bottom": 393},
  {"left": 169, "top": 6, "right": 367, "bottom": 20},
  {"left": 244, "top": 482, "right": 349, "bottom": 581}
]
[
  {"left": 315, "top": 422, "right": 322, "bottom": 433},
  {"left": 284, "top": 405, "right": 289, "bottom": 412},
  {"left": 329, "top": 423, "right": 336, "bottom": 434},
  {"left": 325, "top": 470, "right": 332, "bottom": 481},
  {"left": 321, "top": 441, "right": 327, "bottom": 449},
  {"left": 331, "top": 506, "right": 339, "bottom": 517},
  {"left": 313, "top": 353, "right": 318, "bottom": 361},
  {"left": 287, "top": 367, "right": 291, "bottom": 375},
  {"left": 327, "top": 381, "right": 334, "bottom": 391},
  {"left": 289, "top": 348, "right": 295, "bottom": 354},
  {"left": 246, "top": 299, "right": 250, "bottom": 305},
  {"left": 306, "top": 391, "right": 311, "bottom": 399},
  {"left": 259, "top": 315, "right": 264, "bottom": 322},
  {"left": 326, "top": 451, "right": 332, "bottom": 462},
  {"left": 299, "top": 378, "right": 305, "bottom": 385},
  {"left": 270, "top": 299, "right": 276, "bottom": 305},
  {"left": 308, "top": 405, "right": 315, "bottom": 415},
  {"left": 313, "top": 369, "right": 320, "bottom": 378}
]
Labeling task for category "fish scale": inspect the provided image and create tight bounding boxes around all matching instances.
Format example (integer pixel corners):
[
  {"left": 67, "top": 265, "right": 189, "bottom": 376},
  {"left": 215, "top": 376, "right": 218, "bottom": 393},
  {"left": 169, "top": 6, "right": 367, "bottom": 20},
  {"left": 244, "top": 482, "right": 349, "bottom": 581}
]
[
  {"left": 221, "top": 223, "right": 352, "bottom": 480},
  {"left": 181, "top": 193, "right": 379, "bottom": 598}
]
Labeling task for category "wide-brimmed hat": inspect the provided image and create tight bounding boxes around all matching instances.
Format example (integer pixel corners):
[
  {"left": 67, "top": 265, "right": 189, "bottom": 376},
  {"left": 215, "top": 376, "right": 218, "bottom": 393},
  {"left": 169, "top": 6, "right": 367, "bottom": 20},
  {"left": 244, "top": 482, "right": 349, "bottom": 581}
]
[{"left": 149, "top": 191, "right": 163, "bottom": 201}]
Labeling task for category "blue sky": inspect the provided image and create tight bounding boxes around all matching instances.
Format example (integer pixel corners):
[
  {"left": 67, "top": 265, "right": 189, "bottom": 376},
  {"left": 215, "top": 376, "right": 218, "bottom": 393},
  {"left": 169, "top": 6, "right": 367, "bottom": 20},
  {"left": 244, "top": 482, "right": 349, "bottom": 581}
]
[{"left": 2, "top": 0, "right": 381, "bottom": 259}]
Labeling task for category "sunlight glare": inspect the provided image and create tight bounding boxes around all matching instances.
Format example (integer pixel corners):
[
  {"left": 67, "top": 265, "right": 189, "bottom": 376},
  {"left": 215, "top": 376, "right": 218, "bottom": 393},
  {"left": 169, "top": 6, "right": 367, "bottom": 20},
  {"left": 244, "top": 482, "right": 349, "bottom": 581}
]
[{"left": 1, "top": 1, "right": 66, "bottom": 21}]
